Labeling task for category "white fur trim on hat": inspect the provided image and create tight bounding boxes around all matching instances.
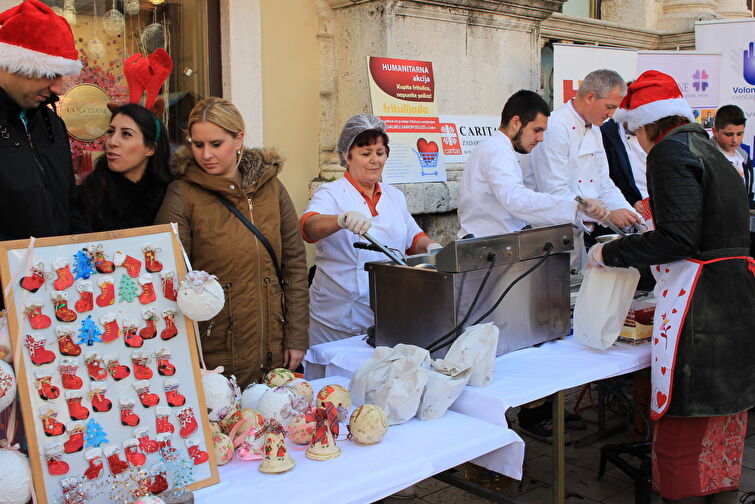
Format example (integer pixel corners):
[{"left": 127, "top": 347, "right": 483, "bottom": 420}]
[
  {"left": 619, "top": 97, "right": 696, "bottom": 133},
  {"left": 0, "top": 42, "right": 81, "bottom": 78}
]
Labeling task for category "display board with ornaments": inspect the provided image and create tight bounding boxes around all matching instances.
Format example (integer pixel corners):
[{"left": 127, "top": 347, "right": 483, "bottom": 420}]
[{"left": 0, "top": 226, "right": 219, "bottom": 504}]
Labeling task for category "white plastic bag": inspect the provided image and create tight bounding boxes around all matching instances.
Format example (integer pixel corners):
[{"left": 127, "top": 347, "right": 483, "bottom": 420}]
[
  {"left": 573, "top": 266, "right": 641, "bottom": 350},
  {"left": 416, "top": 359, "right": 471, "bottom": 420},
  {"left": 349, "top": 344, "right": 430, "bottom": 425},
  {"left": 443, "top": 323, "right": 499, "bottom": 387}
]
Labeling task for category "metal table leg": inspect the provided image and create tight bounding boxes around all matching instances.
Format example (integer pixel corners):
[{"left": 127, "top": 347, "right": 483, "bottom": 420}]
[{"left": 552, "top": 390, "right": 565, "bottom": 504}]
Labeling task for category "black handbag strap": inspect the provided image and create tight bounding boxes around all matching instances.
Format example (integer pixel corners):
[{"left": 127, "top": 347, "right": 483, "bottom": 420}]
[{"left": 214, "top": 193, "right": 286, "bottom": 287}]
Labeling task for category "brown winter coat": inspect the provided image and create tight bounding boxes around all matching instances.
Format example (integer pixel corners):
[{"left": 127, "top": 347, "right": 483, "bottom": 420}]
[{"left": 155, "top": 146, "right": 309, "bottom": 387}]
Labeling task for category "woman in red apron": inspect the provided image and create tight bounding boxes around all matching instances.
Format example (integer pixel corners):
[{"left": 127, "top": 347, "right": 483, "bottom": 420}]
[{"left": 588, "top": 71, "right": 755, "bottom": 503}]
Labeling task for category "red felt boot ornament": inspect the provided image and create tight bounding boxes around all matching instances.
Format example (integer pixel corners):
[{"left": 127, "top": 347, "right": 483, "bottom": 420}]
[
  {"left": 138, "top": 275, "right": 156, "bottom": 305},
  {"left": 150, "top": 463, "right": 169, "bottom": 494},
  {"left": 83, "top": 448, "right": 104, "bottom": 480},
  {"left": 106, "top": 355, "right": 131, "bottom": 381},
  {"left": 114, "top": 250, "right": 142, "bottom": 278},
  {"left": 74, "top": 280, "right": 94, "bottom": 313},
  {"left": 160, "top": 270, "right": 177, "bottom": 301},
  {"left": 177, "top": 406, "right": 199, "bottom": 438},
  {"left": 40, "top": 405, "right": 66, "bottom": 436},
  {"left": 19, "top": 262, "right": 46, "bottom": 293},
  {"left": 155, "top": 347, "right": 176, "bottom": 376},
  {"left": 89, "top": 383, "right": 112, "bottom": 412},
  {"left": 143, "top": 244, "right": 163, "bottom": 273},
  {"left": 87, "top": 243, "right": 114, "bottom": 274},
  {"left": 53, "top": 258, "right": 74, "bottom": 291},
  {"left": 185, "top": 436, "right": 209, "bottom": 465},
  {"left": 123, "top": 438, "right": 147, "bottom": 467},
  {"left": 52, "top": 291, "right": 77, "bottom": 322},
  {"left": 164, "top": 379, "right": 186, "bottom": 407},
  {"left": 100, "top": 312, "right": 120, "bottom": 343},
  {"left": 46, "top": 443, "right": 70, "bottom": 475},
  {"left": 24, "top": 299, "right": 52, "bottom": 330},
  {"left": 25, "top": 334, "right": 55, "bottom": 365},
  {"left": 123, "top": 319, "right": 143, "bottom": 348},
  {"left": 95, "top": 276, "right": 115, "bottom": 307},
  {"left": 63, "top": 422, "right": 85, "bottom": 454},
  {"left": 85, "top": 352, "right": 108, "bottom": 381},
  {"left": 104, "top": 445, "right": 129, "bottom": 476},
  {"left": 155, "top": 407, "right": 174, "bottom": 434},
  {"left": 64, "top": 390, "right": 90, "bottom": 421},
  {"left": 35, "top": 372, "right": 60, "bottom": 400},
  {"left": 134, "top": 380, "right": 160, "bottom": 408},
  {"left": 139, "top": 308, "right": 157, "bottom": 340},
  {"left": 131, "top": 350, "right": 153, "bottom": 380},
  {"left": 160, "top": 309, "right": 177, "bottom": 340},
  {"left": 56, "top": 326, "right": 81, "bottom": 356},
  {"left": 59, "top": 358, "right": 83, "bottom": 389},
  {"left": 120, "top": 398, "right": 140, "bottom": 427},
  {"left": 134, "top": 426, "right": 159, "bottom": 453}
]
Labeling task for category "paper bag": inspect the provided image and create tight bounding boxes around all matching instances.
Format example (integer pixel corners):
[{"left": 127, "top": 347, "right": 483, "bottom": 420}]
[
  {"left": 443, "top": 323, "right": 499, "bottom": 387},
  {"left": 416, "top": 359, "right": 471, "bottom": 420},
  {"left": 349, "top": 343, "right": 430, "bottom": 425},
  {"left": 573, "top": 266, "right": 640, "bottom": 350}
]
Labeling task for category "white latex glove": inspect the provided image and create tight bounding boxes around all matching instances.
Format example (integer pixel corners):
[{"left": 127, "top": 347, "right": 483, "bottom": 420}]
[
  {"left": 337, "top": 211, "right": 372, "bottom": 235},
  {"left": 584, "top": 243, "right": 605, "bottom": 271},
  {"left": 426, "top": 242, "right": 443, "bottom": 253},
  {"left": 579, "top": 198, "right": 610, "bottom": 224}
]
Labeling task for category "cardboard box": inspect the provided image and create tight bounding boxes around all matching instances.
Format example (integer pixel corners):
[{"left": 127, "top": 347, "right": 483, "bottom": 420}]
[{"left": 619, "top": 298, "right": 655, "bottom": 344}]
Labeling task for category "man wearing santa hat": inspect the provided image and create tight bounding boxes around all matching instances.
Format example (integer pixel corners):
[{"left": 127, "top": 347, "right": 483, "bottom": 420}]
[
  {"left": 588, "top": 70, "right": 755, "bottom": 504},
  {"left": 0, "top": 0, "right": 88, "bottom": 240}
]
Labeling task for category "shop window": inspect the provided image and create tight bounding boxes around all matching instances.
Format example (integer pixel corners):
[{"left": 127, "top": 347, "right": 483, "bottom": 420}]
[{"left": 43, "top": 0, "right": 212, "bottom": 180}]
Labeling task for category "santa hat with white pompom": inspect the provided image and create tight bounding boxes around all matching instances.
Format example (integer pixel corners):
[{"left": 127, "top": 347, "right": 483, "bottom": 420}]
[
  {"left": 0, "top": 0, "right": 82, "bottom": 78},
  {"left": 614, "top": 70, "right": 695, "bottom": 133}
]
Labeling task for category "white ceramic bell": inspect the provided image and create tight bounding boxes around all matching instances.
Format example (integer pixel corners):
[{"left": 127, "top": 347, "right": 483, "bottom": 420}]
[
  {"left": 259, "top": 421, "right": 295, "bottom": 473},
  {"left": 305, "top": 404, "right": 341, "bottom": 461}
]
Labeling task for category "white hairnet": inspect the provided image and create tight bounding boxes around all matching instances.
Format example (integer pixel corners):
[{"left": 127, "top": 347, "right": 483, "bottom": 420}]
[{"left": 337, "top": 113, "right": 387, "bottom": 167}]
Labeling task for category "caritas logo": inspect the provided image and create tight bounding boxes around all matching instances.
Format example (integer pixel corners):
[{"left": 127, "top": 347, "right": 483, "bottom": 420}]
[{"left": 439, "top": 123, "right": 462, "bottom": 155}]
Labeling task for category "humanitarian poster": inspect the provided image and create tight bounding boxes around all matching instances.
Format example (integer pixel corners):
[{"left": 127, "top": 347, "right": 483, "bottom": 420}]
[
  {"left": 367, "top": 57, "right": 447, "bottom": 183},
  {"left": 552, "top": 44, "right": 637, "bottom": 106},
  {"left": 637, "top": 51, "right": 721, "bottom": 130},
  {"left": 437, "top": 115, "right": 500, "bottom": 164},
  {"left": 696, "top": 19, "right": 755, "bottom": 158}
]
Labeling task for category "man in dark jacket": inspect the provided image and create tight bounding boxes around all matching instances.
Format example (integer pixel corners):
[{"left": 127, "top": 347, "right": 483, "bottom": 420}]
[{"left": 0, "top": 0, "right": 88, "bottom": 240}]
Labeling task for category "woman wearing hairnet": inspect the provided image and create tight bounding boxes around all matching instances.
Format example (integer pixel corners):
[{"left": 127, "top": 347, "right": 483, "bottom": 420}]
[{"left": 300, "top": 114, "right": 440, "bottom": 345}]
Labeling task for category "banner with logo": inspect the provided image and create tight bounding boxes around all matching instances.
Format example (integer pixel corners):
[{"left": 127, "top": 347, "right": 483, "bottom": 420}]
[
  {"left": 637, "top": 51, "right": 721, "bottom": 131},
  {"left": 696, "top": 19, "right": 755, "bottom": 160},
  {"left": 436, "top": 115, "right": 500, "bottom": 164},
  {"left": 367, "top": 57, "right": 447, "bottom": 183},
  {"left": 552, "top": 44, "right": 637, "bottom": 107}
]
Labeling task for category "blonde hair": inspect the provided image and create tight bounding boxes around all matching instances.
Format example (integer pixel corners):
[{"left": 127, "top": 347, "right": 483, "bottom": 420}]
[{"left": 187, "top": 97, "right": 245, "bottom": 138}]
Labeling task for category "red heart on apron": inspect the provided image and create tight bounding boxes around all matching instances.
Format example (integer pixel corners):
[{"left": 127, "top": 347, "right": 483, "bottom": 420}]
[
  {"left": 656, "top": 390, "right": 667, "bottom": 407},
  {"left": 671, "top": 308, "right": 677, "bottom": 314},
  {"left": 654, "top": 338, "right": 659, "bottom": 344},
  {"left": 662, "top": 289, "right": 668, "bottom": 297},
  {"left": 661, "top": 366, "right": 667, "bottom": 375},
  {"left": 679, "top": 289, "right": 686, "bottom": 296}
]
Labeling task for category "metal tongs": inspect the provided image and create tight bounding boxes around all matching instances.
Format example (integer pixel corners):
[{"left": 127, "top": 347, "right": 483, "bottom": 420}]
[
  {"left": 356, "top": 232, "right": 409, "bottom": 266},
  {"left": 575, "top": 195, "right": 627, "bottom": 236}
]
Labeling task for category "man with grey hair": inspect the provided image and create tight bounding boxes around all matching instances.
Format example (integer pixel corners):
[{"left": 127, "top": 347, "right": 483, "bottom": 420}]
[{"left": 529, "top": 69, "right": 640, "bottom": 269}]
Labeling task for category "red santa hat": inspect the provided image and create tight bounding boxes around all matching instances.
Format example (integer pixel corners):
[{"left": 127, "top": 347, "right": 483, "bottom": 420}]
[
  {"left": 0, "top": 0, "right": 81, "bottom": 79},
  {"left": 614, "top": 70, "right": 695, "bottom": 132}
]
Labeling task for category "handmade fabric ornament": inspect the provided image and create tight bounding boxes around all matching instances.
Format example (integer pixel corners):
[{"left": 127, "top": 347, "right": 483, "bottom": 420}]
[
  {"left": 240, "top": 382, "right": 270, "bottom": 411},
  {"left": 64, "top": 390, "right": 89, "bottom": 421},
  {"left": 34, "top": 370, "right": 58, "bottom": 401},
  {"left": 56, "top": 326, "right": 81, "bottom": 356},
  {"left": 83, "top": 447, "right": 104, "bottom": 479},
  {"left": 138, "top": 275, "right": 157, "bottom": 305},
  {"left": 85, "top": 352, "right": 107, "bottom": 381},
  {"left": 23, "top": 298, "right": 51, "bottom": 330},
  {"left": 264, "top": 368, "right": 295, "bottom": 387},
  {"left": 53, "top": 258, "right": 74, "bottom": 290},
  {"left": 74, "top": 280, "right": 94, "bottom": 313},
  {"left": 220, "top": 408, "right": 264, "bottom": 436},
  {"left": 134, "top": 426, "right": 159, "bottom": 454},
  {"left": 256, "top": 386, "right": 304, "bottom": 425},
  {"left": 164, "top": 379, "right": 186, "bottom": 407},
  {"left": 72, "top": 250, "right": 95, "bottom": 280},
  {"left": 160, "top": 271, "right": 178, "bottom": 301},
  {"left": 84, "top": 418, "right": 109, "bottom": 448},
  {"left": 52, "top": 291, "right": 77, "bottom": 322},
  {"left": 96, "top": 276, "right": 115, "bottom": 307},
  {"left": 202, "top": 370, "right": 236, "bottom": 422},
  {"left": 143, "top": 244, "right": 163, "bottom": 272},
  {"left": 306, "top": 402, "right": 341, "bottom": 460},
  {"left": 286, "top": 378, "right": 314, "bottom": 405},
  {"left": 40, "top": 405, "right": 66, "bottom": 436},
  {"left": 118, "top": 274, "right": 139, "bottom": 303},
  {"left": 316, "top": 384, "right": 352, "bottom": 419},
  {"left": 160, "top": 309, "right": 178, "bottom": 340},
  {"left": 59, "top": 358, "right": 83, "bottom": 390},
  {"left": 184, "top": 437, "right": 209, "bottom": 465},
  {"left": 123, "top": 49, "right": 173, "bottom": 110},
  {"left": 114, "top": 251, "right": 142, "bottom": 278},
  {"left": 140, "top": 308, "right": 158, "bottom": 340},
  {"left": 123, "top": 319, "right": 143, "bottom": 348},
  {"left": 104, "top": 444, "right": 129, "bottom": 475},
  {"left": 287, "top": 411, "right": 316, "bottom": 445},
  {"left": 87, "top": 243, "right": 114, "bottom": 273},
  {"left": 149, "top": 463, "right": 169, "bottom": 495},
  {"left": 123, "top": 437, "right": 147, "bottom": 466},
  {"left": 120, "top": 398, "right": 140, "bottom": 427},
  {"left": 211, "top": 432, "right": 234, "bottom": 465},
  {"left": 100, "top": 312, "right": 120, "bottom": 343},
  {"left": 19, "top": 262, "right": 45, "bottom": 293},
  {"left": 45, "top": 442, "right": 69, "bottom": 475},
  {"left": 0, "top": 360, "right": 16, "bottom": 412},
  {"left": 0, "top": 446, "right": 31, "bottom": 504},
  {"left": 155, "top": 407, "right": 174, "bottom": 434},
  {"left": 348, "top": 404, "right": 389, "bottom": 445},
  {"left": 88, "top": 382, "right": 112, "bottom": 413},
  {"left": 132, "top": 350, "right": 153, "bottom": 380},
  {"left": 259, "top": 419, "right": 295, "bottom": 473},
  {"left": 134, "top": 380, "right": 160, "bottom": 408},
  {"left": 177, "top": 271, "right": 224, "bottom": 321},
  {"left": 24, "top": 334, "right": 55, "bottom": 365},
  {"left": 105, "top": 355, "right": 131, "bottom": 381},
  {"left": 64, "top": 422, "right": 85, "bottom": 453},
  {"left": 77, "top": 316, "right": 102, "bottom": 346},
  {"left": 155, "top": 347, "right": 175, "bottom": 376}
]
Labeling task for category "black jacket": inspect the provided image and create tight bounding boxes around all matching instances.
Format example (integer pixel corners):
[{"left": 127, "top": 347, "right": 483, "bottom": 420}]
[
  {"left": 0, "top": 87, "right": 88, "bottom": 240},
  {"left": 600, "top": 119, "right": 643, "bottom": 206},
  {"left": 603, "top": 123, "right": 754, "bottom": 417}
]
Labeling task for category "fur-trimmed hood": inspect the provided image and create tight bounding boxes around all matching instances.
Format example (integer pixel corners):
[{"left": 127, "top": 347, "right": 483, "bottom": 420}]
[{"left": 170, "top": 145, "right": 285, "bottom": 190}]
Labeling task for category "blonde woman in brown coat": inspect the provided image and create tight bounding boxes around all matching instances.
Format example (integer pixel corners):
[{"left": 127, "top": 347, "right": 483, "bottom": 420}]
[{"left": 155, "top": 97, "right": 308, "bottom": 387}]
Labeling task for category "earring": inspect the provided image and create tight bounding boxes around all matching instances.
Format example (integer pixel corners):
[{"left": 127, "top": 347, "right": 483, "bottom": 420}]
[{"left": 236, "top": 150, "right": 241, "bottom": 155}]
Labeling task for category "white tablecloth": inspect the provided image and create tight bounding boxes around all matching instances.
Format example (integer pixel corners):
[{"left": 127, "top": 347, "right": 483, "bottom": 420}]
[{"left": 195, "top": 376, "right": 524, "bottom": 504}]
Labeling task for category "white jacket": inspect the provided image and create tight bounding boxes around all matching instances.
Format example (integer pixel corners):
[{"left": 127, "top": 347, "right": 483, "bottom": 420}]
[
  {"left": 529, "top": 101, "right": 634, "bottom": 212},
  {"left": 458, "top": 130, "right": 579, "bottom": 238}
]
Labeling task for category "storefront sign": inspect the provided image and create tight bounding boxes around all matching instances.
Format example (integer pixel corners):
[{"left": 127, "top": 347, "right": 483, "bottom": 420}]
[
  {"left": 437, "top": 115, "right": 500, "bottom": 164},
  {"left": 696, "top": 19, "right": 755, "bottom": 156},
  {"left": 368, "top": 56, "right": 447, "bottom": 184},
  {"left": 59, "top": 84, "right": 111, "bottom": 142}
]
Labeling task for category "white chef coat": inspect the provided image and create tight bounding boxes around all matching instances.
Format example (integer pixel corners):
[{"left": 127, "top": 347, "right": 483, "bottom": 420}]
[
  {"left": 301, "top": 174, "right": 425, "bottom": 344},
  {"left": 529, "top": 101, "right": 635, "bottom": 212},
  {"left": 625, "top": 132, "right": 648, "bottom": 199},
  {"left": 458, "top": 130, "right": 579, "bottom": 238}
]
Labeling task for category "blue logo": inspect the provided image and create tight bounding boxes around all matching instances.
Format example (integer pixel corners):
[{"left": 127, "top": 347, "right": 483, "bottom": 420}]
[{"left": 744, "top": 42, "right": 755, "bottom": 85}]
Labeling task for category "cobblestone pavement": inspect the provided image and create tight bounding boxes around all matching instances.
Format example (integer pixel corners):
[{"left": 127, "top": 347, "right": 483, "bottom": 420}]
[{"left": 380, "top": 384, "right": 755, "bottom": 504}]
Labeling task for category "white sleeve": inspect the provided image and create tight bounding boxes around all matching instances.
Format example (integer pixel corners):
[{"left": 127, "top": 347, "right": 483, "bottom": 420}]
[
  {"left": 304, "top": 184, "right": 341, "bottom": 216},
  {"left": 396, "top": 193, "right": 424, "bottom": 250},
  {"left": 597, "top": 157, "right": 635, "bottom": 211},
  {"left": 529, "top": 122, "right": 574, "bottom": 198},
  {"left": 488, "top": 152, "right": 579, "bottom": 227}
]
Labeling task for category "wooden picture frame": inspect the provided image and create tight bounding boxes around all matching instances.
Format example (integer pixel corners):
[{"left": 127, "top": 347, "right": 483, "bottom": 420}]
[{"left": 0, "top": 225, "right": 218, "bottom": 504}]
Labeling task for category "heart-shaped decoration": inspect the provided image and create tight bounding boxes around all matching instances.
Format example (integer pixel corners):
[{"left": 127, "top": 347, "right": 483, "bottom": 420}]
[
  {"left": 656, "top": 390, "right": 667, "bottom": 408},
  {"left": 662, "top": 289, "right": 668, "bottom": 297},
  {"left": 654, "top": 338, "right": 659, "bottom": 345},
  {"left": 416, "top": 138, "right": 439, "bottom": 153},
  {"left": 678, "top": 289, "right": 686, "bottom": 296},
  {"left": 671, "top": 308, "right": 677, "bottom": 314},
  {"left": 368, "top": 57, "right": 435, "bottom": 102},
  {"left": 655, "top": 265, "right": 661, "bottom": 272},
  {"left": 660, "top": 366, "right": 667, "bottom": 375},
  {"left": 665, "top": 268, "right": 670, "bottom": 273}
]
